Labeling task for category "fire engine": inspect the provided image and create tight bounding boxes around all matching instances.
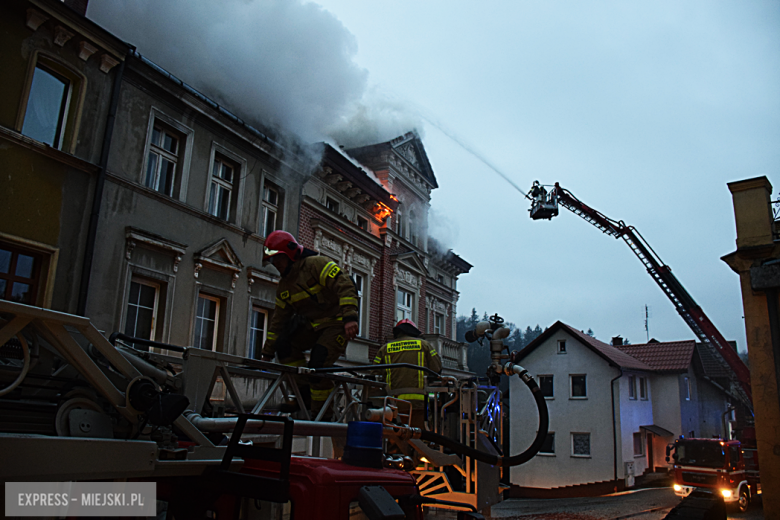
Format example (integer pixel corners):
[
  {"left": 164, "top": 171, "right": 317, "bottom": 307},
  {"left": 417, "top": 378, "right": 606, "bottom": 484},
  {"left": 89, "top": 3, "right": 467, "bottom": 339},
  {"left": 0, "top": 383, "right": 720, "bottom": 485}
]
[
  {"left": 529, "top": 182, "right": 758, "bottom": 510},
  {"left": 0, "top": 300, "right": 547, "bottom": 519},
  {"left": 665, "top": 436, "right": 760, "bottom": 512}
]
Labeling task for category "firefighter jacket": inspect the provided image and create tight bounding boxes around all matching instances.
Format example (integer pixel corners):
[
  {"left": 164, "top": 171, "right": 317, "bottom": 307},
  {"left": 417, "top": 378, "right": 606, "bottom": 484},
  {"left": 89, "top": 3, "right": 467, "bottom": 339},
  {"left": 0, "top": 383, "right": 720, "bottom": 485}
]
[
  {"left": 373, "top": 334, "right": 442, "bottom": 401},
  {"left": 262, "top": 254, "right": 358, "bottom": 357}
]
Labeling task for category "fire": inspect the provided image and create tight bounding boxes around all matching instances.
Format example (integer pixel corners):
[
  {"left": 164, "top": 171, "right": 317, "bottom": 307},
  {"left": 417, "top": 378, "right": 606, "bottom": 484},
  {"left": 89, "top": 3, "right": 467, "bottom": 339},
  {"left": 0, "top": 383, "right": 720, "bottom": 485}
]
[
  {"left": 389, "top": 194, "right": 399, "bottom": 202},
  {"left": 373, "top": 202, "right": 393, "bottom": 221}
]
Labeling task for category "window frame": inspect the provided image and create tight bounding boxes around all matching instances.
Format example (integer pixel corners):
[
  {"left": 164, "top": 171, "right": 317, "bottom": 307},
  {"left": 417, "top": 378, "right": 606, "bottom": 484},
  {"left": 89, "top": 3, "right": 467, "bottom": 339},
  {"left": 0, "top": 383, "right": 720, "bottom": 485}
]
[
  {"left": 0, "top": 243, "right": 43, "bottom": 305},
  {"left": 351, "top": 270, "right": 368, "bottom": 337},
  {"left": 570, "top": 374, "right": 587, "bottom": 399},
  {"left": 123, "top": 277, "right": 161, "bottom": 351},
  {"left": 539, "top": 431, "right": 555, "bottom": 456},
  {"left": 326, "top": 196, "right": 340, "bottom": 214},
  {"left": 248, "top": 305, "right": 268, "bottom": 360},
  {"left": 261, "top": 178, "right": 282, "bottom": 237},
  {"left": 17, "top": 52, "right": 86, "bottom": 153},
  {"left": 628, "top": 375, "right": 637, "bottom": 400},
  {"left": 639, "top": 377, "right": 647, "bottom": 400},
  {"left": 141, "top": 108, "right": 194, "bottom": 201},
  {"left": 557, "top": 339, "right": 567, "bottom": 354},
  {"left": 633, "top": 432, "right": 645, "bottom": 457},
  {"left": 357, "top": 215, "right": 369, "bottom": 232},
  {"left": 396, "top": 288, "right": 414, "bottom": 323},
  {"left": 194, "top": 293, "right": 221, "bottom": 351},
  {"left": 433, "top": 312, "right": 444, "bottom": 335},
  {"left": 571, "top": 432, "right": 591, "bottom": 458},
  {"left": 538, "top": 375, "right": 554, "bottom": 399},
  {"left": 684, "top": 376, "right": 691, "bottom": 401}
]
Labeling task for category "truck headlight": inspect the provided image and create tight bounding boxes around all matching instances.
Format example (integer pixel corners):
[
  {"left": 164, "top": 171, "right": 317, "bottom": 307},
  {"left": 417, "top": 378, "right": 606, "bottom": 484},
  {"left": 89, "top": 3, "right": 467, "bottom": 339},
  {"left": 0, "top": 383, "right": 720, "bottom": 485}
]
[
  {"left": 721, "top": 489, "right": 732, "bottom": 499},
  {"left": 673, "top": 484, "right": 682, "bottom": 492}
]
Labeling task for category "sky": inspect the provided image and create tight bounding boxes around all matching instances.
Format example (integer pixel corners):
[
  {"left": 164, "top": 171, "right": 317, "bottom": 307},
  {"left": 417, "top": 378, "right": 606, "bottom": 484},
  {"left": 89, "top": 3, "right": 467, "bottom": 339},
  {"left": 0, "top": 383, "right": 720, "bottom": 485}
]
[{"left": 88, "top": 1, "right": 780, "bottom": 351}]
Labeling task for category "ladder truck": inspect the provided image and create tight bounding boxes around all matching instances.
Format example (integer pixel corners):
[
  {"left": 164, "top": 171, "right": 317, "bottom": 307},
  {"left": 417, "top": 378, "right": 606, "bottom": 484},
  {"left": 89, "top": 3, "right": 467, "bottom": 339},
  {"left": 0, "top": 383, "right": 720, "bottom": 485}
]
[{"left": 530, "top": 183, "right": 758, "bottom": 511}]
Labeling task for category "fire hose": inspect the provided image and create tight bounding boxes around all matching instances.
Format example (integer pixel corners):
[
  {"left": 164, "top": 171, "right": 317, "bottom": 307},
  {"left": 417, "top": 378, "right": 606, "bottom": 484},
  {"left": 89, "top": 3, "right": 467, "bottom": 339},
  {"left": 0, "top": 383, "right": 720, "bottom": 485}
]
[
  {"left": 418, "top": 362, "right": 548, "bottom": 468},
  {"left": 189, "top": 361, "right": 548, "bottom": 468}
]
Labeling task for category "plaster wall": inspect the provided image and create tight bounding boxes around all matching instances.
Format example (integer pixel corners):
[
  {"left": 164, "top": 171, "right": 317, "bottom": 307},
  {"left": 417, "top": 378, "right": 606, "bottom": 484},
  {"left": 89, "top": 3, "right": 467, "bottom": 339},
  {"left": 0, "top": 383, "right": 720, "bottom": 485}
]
[{"left": 510, "top": 330, "right": 619, "bottom": 488}]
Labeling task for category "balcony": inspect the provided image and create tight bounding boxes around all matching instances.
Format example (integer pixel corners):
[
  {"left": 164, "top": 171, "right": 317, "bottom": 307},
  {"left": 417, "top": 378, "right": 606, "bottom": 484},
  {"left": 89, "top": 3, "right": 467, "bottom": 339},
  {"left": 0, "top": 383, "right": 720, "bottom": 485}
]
[{"left": 422, "top": 334, "right": 473, "bottom": 378}]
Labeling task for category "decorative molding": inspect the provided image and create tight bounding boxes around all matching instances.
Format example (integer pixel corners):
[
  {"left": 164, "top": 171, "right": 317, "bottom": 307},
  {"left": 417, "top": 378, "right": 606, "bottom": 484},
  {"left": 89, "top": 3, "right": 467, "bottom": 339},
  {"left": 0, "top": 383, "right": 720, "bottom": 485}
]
[
  {"left": 124, "top": 227, "right": 187, "bottom": 273},
  {"left": 99, "top": 54, "right": 120, "bottom": 73},
  {"left": 247, "top": 266, "right": 279, "bottom": 292},
  {"left": 26, "top": 9, "right": 49, "bottom": 31},
  {"left": 53, "top": 26, "right": 74, "bottom": 47},
  {"left": 194, "top": 238, "right": 243, "bottom": 288},
  {"left": 78, "top": 41, "right": 98, "bottom": 61}
]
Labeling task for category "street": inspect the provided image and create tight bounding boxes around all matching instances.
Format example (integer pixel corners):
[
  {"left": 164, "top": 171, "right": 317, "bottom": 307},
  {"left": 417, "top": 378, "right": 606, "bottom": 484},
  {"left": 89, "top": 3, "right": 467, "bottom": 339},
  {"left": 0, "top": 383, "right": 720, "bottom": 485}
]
[{"left": 427, "top": 488, "right": 764, "bottom": 520}]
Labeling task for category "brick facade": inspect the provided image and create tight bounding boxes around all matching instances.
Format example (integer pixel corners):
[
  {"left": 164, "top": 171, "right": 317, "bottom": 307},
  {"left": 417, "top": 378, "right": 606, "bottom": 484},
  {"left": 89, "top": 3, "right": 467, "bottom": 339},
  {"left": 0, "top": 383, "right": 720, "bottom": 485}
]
[{"left": 297, "top": 135, "right": 471, "bottom": 365}]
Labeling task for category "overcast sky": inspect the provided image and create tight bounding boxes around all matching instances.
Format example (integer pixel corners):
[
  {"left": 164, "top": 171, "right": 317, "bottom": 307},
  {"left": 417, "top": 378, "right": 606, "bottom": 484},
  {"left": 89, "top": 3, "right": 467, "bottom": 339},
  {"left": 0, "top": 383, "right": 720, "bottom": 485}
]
[
  {"left": 309, "top": 0, "right": 780, "bottom": 351},
  {"left": 89, "top": 1, "right": 780, "bottom": 351}
]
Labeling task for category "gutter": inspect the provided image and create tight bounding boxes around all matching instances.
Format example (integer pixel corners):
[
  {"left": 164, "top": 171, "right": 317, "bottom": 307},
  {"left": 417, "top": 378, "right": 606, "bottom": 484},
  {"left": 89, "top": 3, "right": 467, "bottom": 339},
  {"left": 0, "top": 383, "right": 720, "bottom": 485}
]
[
  {"left": 77, "top": 53, "right": 128, "bottom": 316},
  {"left": 611, "top": 367, "right": 623, "bottom": 484}
]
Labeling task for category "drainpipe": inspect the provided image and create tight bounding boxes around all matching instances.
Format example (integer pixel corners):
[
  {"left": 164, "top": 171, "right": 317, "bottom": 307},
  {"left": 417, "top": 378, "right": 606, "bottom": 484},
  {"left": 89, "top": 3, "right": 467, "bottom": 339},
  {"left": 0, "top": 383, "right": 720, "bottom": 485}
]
[
  {"left": 77, "top": 53, "right": 128, "bottom": 316},
  {"left": 611, "top": 367, "right": 624, "bottom": 486}
]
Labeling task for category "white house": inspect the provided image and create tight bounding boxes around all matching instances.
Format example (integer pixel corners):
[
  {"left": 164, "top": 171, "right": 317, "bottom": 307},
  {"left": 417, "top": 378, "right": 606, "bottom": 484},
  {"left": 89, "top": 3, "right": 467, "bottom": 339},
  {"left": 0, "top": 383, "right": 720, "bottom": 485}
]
[{"left": 508, "top": 321, "right": 734, "bottom": 497}]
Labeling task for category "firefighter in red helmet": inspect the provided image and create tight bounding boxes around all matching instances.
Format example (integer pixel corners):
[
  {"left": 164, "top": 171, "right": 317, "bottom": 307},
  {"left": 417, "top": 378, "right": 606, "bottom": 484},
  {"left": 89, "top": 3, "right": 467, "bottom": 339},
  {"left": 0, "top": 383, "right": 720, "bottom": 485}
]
[
  {"left": 373, "top": 319, "right": 442, "bottom": 429},
  {"left": 260, "top": 230, "right": 359, "bottom": 419}
]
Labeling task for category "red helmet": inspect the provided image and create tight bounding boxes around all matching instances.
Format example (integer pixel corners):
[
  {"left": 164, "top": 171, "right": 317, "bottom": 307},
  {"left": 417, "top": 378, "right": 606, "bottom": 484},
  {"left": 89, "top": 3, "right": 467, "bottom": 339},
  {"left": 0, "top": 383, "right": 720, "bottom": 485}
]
[
  {"left": 263, "top": 231, "right": 303, "bottom": 263},
  {"left": 395, "top": 319, "right": 417, "bottom": 329}
]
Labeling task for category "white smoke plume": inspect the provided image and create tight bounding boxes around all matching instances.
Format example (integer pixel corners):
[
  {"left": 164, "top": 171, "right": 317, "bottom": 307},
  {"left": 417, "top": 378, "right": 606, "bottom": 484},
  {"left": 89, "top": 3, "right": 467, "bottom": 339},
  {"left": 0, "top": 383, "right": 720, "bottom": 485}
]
[{"left": 88, "top": 0, "right": 382, "bottom": 144}]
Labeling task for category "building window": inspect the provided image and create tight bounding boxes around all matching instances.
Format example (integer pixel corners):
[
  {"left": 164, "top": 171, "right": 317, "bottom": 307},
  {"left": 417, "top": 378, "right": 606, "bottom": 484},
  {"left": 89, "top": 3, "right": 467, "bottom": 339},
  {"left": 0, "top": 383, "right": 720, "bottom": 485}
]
[
  {"left": 262, "top": 183, "right": 280, "bottom": 237},
  {"left": 208, "top": 155, "right": 235, "bottom": 221},
  {"left": 357, "top": 216, "right": 368, "bottom": 231},
  {"left": 395, "top": 212, "right": 403, "bottom": 236},
  {"left": 539, "top": 432, "right": 555, "bottom": 455},
  {"left": 123, "top": 279, "right": 159, "bottom": 351},
  {"left": 396, "top": 289, "right": 414, "bottom": 322},
  {"left": 433, "top": 313, "right": 443, "bottom": 334},
  {"left": 633, "top": 432, "right": 645, "bottom": 456},
  {"left": 145, "top": 123, "right": 180, "bottom": 197},
  {"left": 628, "top": 375, "right": 636, "bottom": 400},
  {"left": 539, "top": 375, "right": 554, "bottom": 398},
  {"left": 570, "top": 374, "right": 587, "bottom": 398},
  {"left": 249, "top": 307, "right": 267, "bottom": 360},
  {"left": 21, "top": 63, "right": 71, "bottom": 149},
  {"left": 684, "top": 376, "right": 691, "bottom": 401},
  {"left": 352, "top": 272, "right": 365, "bottom": 337},
  {"left": 639, "top": 377, "right": 647, "bottom": 400},
  {"left": 326, "top": 197, "right": 339, "bottom": 214},
  {"left": 558, "top": 340, "right": 566, "bottom": 353},
  {"left": 572, "top": 433, "right": 591, "bottom": 457},
  {"left": 0, "top": 245, "right": 41, "bottom": 304},
  {"left": 194, "top": 294, "right": 220, "bottom": 351}
]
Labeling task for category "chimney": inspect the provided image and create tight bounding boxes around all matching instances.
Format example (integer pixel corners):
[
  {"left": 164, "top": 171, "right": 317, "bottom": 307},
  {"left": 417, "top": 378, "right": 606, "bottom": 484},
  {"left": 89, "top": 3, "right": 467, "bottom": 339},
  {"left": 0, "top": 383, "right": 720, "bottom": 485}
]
[{"left": 611, "top": 336, "right": 623, "bottom": 346}]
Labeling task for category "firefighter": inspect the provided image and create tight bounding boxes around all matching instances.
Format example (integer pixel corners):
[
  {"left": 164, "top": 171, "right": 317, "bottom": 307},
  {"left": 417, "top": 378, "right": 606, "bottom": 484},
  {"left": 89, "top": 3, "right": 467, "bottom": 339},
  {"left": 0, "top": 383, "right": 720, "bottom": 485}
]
[
  {"left": 259, "top": 230, "right": 359, "bottom": 419},
  {"left": 530, "top": 180, "right": 546, "bottom": 203},
  {"left": 373, "top": 319, "right": 442, "bottom": 429}
]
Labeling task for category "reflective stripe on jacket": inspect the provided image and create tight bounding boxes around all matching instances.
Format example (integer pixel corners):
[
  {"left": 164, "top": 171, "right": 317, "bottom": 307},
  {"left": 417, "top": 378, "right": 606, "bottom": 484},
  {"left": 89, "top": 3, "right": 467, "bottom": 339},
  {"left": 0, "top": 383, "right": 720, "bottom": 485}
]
[
  {"left": 262, "top": 255, "right": 358, "bottom": 357},
  {"left": 373, "top": 335, "right": 442, "bottom": 395}
]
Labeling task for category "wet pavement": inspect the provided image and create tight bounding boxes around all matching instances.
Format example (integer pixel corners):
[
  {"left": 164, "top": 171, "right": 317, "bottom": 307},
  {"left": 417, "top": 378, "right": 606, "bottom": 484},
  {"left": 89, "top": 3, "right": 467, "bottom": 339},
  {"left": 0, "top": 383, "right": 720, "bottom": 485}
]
[{"left": 425, "top": 487, "right": 764, "bottom": 520}]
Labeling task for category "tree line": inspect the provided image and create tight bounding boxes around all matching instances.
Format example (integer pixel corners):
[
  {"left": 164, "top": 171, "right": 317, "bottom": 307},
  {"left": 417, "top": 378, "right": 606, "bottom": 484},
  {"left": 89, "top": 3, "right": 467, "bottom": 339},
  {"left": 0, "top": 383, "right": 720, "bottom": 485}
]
[{"left": 456, "top": 308, "right": 597, "bottom": 379}]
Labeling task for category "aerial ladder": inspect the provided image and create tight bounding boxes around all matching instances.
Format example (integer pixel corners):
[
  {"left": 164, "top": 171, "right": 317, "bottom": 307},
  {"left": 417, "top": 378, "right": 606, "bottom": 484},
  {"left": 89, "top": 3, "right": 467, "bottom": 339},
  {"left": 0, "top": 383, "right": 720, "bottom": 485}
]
[{"left": 529, "top": 182, "right": 752, "bottom": 411}]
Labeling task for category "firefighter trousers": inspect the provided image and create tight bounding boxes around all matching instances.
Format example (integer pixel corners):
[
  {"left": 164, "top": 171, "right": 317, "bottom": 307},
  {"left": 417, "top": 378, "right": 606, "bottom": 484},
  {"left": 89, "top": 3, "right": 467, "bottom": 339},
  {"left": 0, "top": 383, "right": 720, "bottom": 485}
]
[{"left": 278, "top": 325, "right": 348, "bottom": 417}]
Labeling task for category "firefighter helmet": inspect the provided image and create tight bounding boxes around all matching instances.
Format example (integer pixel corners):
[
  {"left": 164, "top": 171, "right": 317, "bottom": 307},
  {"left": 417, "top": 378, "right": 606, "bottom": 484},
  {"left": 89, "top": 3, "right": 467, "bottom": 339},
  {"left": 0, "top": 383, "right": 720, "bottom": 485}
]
[
  {"left": 263, "top": 231, "right": 303, "bottom": 263},
  {"left": 395, "top": 319, "right": 418, "bottom": 329},
  {"left": 393, "top": 319, "right": 421, "bottom": 338}
]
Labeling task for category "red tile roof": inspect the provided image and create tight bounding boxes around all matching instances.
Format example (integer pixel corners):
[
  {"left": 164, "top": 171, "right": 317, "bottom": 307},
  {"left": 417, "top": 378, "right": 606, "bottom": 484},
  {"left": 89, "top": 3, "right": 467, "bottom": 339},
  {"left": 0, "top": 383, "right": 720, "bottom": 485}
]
[
  {"left": 565, "top": 326, "right": 653, "bottom": 371},
  {"left": 616, "top": 341, "right": 695, "bottom": 372}
]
